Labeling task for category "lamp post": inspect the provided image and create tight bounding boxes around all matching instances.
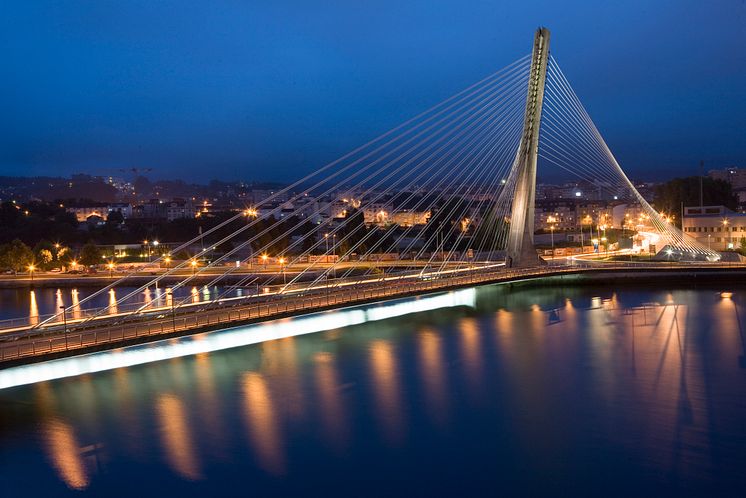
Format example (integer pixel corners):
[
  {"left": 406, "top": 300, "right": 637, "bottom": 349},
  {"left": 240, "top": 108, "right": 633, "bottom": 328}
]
[
  {"left": 261, "top": 254, "right": 268, "bottom": 270},
  {"left": 107, "top": 262, "right": 114, "bottom": 279},
  {"left": 60, "top": 305, "right": 68, "bottom": 351},
  {"left": 191, "top": 259, "right": 197, "bottom": 275},
  {"left": 332, "top": 234, "right": 337, "bottom": 278},
  {"left": 28, "top": 264, "right": 35, "bottom": 286}
]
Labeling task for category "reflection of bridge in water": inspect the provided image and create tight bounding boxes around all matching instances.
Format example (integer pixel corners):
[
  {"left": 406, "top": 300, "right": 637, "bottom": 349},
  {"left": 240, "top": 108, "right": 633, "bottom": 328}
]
[
  {"left": 0, "top": 28, "right": 728, "bottom": 366},
  {"left": 15, "top": 287, "right": 743, "bottom": 493}
]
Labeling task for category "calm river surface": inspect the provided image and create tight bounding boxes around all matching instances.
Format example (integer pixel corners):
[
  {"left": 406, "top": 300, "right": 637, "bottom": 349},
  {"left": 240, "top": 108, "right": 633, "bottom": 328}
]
[{"left": 1, "top": 283, "right": 746, "bottom": 496}]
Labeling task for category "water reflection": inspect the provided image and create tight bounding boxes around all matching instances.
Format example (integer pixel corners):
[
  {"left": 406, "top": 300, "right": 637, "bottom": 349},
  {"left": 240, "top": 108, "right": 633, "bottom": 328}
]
[
  {"left": 194, "top": 354, "right": 228, "bottom": 459},
  {"left": 241, "top": 372, "right": 285, "bottom": 475},
  {"left": 417, "top": 328, "right": 448, "bottom": 426},
  {"left": 313, "top": 352, "right": 349, "bottom": 451},
  {"left": 29, "top": 290, "right": 39, "bottom": 326},
  {"left": 41, "top": 418, "right": 89, "bottom": 490},
  {"left": 55, "top": 289, "right": 64, "bottom": 322},
  {"left": 458, "top": 317, "right": 482, "bottom": 395},
  {"left": 113, "top": 367, "right": 144, "bottom": 460},
  {"left": 71, "top": 289, "right": 81, "bottom": 320},
  {"left": 156, "top": 394, "right": 202, "bottom": 480},
  {"left": 108, "top": 289, "right": 118, "bottom": 315},
  {"left": 1, "top": 285, "right": 745, "bottom": 496},
  {"left": 369, "top": 340, "right": 405, "bottom": 444},
  {"left": 261, "top": 337, "right": 305, "bottom": 420},
  {"left": 36, "top": 383, "right": 89, "bottom": 490}
]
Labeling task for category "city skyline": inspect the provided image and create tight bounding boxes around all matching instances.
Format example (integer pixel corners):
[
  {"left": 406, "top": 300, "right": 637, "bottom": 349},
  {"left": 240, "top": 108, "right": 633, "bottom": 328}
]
[{"left": 1, "top": 1, "right": 745, "bottom": 183}]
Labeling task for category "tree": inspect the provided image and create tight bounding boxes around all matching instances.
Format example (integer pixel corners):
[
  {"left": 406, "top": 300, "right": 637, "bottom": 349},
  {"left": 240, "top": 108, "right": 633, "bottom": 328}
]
[
  {"left": 0, "top": 239, "right": 34, "bottom": 273},
  {"left": 654, "top": 176, "right": 738, "bottom": 227},
  {"left": 37, "top": 249, "right": 53, "bottom": 269},
  {"left": 57, "top": 246, "right": 73, "bottom": 265},
  {"left": 106, "top": 209, "right": 124, "bottom": 225},
  {"left": 79, "top": 242, "right": 102, "bottom": 267},
  {"left": 423, "top": 198, "right": 468, "bottom": 251},
  {"left": 337, "top": 208, "right": 367, "bottom": 254}
]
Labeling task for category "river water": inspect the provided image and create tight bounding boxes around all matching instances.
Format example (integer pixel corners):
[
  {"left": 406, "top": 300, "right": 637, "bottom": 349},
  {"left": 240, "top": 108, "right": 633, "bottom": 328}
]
[
  {"left": 1, "top": 283, "right": 745, "bottom": 496},
  {"left": 0, "top": 285, "right": 247, "bottom": 324}
]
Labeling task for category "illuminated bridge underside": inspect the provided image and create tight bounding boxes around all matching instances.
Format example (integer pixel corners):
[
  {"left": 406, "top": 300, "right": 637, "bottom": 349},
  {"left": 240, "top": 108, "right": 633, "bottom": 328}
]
[{"left": 0, "top": 28, "right": 720, "bottom": 366}]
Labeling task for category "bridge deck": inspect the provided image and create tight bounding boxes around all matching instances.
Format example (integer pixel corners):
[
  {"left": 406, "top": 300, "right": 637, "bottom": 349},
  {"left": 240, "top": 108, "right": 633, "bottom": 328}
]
[{"left": 2, "top": 261, "right": 744, "bottom": 368}]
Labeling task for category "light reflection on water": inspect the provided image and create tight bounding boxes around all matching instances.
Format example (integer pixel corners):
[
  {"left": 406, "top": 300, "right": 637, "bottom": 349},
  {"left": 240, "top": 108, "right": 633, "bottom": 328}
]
[
  {"left": 0, "top": 285, "right": 244, "bottom": 323},
  {"left": 1, "top": 284, "right": 746, "bottom": 496}
]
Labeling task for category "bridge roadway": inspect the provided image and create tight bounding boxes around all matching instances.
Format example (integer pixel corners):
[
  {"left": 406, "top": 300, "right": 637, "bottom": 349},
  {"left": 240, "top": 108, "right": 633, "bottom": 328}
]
[{"left": 1, "top": 260, "right": 743, "bottom": 366}]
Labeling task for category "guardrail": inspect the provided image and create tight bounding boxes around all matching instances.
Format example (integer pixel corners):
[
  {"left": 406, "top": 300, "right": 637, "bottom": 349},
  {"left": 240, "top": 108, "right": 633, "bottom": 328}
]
[{"left": 1, "top": 261, "right": 744, "bottom": 364}]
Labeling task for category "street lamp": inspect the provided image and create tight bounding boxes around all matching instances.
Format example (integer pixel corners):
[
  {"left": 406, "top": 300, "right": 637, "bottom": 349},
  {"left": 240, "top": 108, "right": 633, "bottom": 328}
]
[
  {"left": 332, "top": 234, "right": 337, "bottom": 278},
  {"left": 279, "top": 257, "right": 286, "bottom": 285},
  {"left": 28, "top": 264, "right": 35, "bottom": 286},
  {"left": 601, "top": 236, "right": 608, "bottom": 256},
  {"left": 107, "top": 261, "right": 115, "bottom": 279},
  {"left": 261, "top": 254, "right": 268, "bottom": 269},
  {"left": 723, "top": 219, "right": 731, "bottom": 249},
  {"left": 164, "top": 256, "right": 171, "bottom": 268},
  {"left": 190, "top": 259, "right": 198, "bottom": 275},
  {"left": 546, "top": 216, "right": 557, "bottom": 254}
]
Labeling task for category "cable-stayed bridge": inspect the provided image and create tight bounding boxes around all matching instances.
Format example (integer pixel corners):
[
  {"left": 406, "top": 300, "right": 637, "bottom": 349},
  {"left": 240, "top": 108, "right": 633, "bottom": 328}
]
[{"left": 0, "top": 28, "right": 725, "bottom": 363}]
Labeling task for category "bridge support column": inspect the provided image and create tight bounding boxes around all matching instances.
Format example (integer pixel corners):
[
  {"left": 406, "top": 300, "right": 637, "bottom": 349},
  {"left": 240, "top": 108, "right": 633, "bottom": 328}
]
[{"left": 506, "top": 27, "right": 550, "bottom": 268}]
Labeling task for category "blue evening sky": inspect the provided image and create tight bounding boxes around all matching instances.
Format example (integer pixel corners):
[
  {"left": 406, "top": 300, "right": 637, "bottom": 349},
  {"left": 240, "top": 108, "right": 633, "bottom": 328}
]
[{"left": 1, "top": 0, "right": 744, "bottom": 182}]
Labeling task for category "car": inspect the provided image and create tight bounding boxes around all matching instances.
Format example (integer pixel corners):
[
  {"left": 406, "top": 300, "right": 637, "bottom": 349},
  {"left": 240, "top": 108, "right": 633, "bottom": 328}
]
[{"left": 50, "top": 268, "right": 61, "bottom": 273}]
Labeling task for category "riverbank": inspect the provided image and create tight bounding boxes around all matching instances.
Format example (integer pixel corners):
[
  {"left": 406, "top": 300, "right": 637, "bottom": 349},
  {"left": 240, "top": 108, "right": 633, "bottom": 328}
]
[{"left": 0, "top": 270, "right": 317, "bottom": 289}]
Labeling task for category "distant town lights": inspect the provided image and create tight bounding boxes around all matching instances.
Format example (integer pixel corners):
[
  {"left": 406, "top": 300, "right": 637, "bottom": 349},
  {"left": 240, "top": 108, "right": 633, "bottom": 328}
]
[{"left": 575, "top": 191, "right": 581, "bottom": 197}]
